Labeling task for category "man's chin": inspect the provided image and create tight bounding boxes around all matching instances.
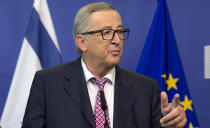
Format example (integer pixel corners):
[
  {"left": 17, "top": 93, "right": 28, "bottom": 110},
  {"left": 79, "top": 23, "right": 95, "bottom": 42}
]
[{"left": 108, "top": 57, "right": 121, "bottom": 66}]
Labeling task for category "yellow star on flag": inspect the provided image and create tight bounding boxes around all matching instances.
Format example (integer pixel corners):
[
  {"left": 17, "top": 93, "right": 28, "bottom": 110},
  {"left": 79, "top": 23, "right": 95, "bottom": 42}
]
[
  {"left": 189, "top": 123, "right": 194, "bottom": 128},
  {"left": 180, "top": 95, "right": 193, "bottom": 111},
  {"left": 161, "top": 73, "right": 166, "bottom": 79},
  {"left": 165, "top": 73, "right": 179, "bottom": 91}
]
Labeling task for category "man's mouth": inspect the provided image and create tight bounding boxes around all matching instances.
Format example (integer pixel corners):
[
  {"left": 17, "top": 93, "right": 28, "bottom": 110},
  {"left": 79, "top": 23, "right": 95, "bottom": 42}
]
[{"left": 110, "top": 50, "right": 120, "bottom": 55}]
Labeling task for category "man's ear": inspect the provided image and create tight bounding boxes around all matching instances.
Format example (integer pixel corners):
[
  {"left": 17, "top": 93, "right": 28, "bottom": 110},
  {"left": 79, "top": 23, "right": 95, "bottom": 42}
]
[{"left": 75, "top": 34, "right": 87, "bottom": 52}]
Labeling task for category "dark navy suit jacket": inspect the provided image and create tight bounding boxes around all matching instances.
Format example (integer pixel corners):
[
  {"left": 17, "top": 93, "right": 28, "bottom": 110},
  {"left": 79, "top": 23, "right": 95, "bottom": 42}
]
[{"left": 22, "top": 57, "right": 162, "bottom": 128}]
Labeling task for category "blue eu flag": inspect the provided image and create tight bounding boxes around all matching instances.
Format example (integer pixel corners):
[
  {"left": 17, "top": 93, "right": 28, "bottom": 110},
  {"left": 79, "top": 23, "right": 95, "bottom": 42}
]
[{"left": 136, "top": 0, "right": 199, "bottom": 127}]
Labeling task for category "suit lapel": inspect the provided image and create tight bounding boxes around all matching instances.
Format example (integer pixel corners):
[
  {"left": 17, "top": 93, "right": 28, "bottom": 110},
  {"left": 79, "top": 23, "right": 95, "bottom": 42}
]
[
  {"left": 62, "top": 58, "right": 95, "bottom": 128},
  {"left": 113, "top": 67, "right": 137, "bottom": 128}
]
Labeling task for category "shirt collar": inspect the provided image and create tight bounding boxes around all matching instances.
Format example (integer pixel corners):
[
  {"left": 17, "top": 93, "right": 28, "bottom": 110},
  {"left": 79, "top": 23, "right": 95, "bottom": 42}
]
[{"left": 81, "top": 58, "right": 115, "bottom": 85}]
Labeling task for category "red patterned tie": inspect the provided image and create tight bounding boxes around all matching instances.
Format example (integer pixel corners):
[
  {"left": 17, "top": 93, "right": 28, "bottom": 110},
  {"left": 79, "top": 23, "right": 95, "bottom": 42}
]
[{"left": 91, "top": 77, "right": 111, "bottom": 128}]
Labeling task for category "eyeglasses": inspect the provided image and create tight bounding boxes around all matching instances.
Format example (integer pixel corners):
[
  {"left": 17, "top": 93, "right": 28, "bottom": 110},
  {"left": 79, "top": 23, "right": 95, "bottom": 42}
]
[{"left": 80, "top": 28, "right": 130, "bottom": 40}]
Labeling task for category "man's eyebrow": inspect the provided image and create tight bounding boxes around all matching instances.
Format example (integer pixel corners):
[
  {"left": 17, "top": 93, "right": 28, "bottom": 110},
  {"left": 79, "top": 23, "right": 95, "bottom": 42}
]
[
  {"left": 101, "top": 26, "right": 112, "bottom": 29},
  {"left": 101, "top": 25, "right": 124, "bottom": 30},
  {"left": 117, "top": 25, "right": 123, "bottom": 28}
]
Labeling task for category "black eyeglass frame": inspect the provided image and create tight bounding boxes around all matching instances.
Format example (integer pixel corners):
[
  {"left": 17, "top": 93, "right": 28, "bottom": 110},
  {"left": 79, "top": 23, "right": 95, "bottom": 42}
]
[{"left": 80, "top": 28, "right": 130, "bottom": 40}]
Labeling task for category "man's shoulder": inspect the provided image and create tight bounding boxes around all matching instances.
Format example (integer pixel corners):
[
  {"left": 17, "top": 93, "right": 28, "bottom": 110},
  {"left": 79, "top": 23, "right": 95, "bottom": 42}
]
[
  {"left": 116, "top": 66, "right": 156, "bottom": 83},
  {"left": 37, "top": 57, "right": 81, "bottom": 76},
  {"left": 116, "top": 66, "right": 159, "bottom": 90}
]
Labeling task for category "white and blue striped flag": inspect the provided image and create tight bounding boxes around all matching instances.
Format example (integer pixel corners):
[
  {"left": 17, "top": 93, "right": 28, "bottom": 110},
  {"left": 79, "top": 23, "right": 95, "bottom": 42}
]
[{"left": 0, "top": 0, "right": 63, "bottom": 127}]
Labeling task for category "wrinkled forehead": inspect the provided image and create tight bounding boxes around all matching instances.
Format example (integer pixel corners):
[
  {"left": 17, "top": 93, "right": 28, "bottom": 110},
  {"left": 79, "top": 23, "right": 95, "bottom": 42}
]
[{"left": 88, "top": 10, "right": 123, "bottom": 30}]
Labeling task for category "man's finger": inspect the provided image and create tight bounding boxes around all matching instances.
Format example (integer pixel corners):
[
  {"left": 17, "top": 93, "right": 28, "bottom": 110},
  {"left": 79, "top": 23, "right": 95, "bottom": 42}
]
[
  {"left": 161, "top": 91, "right": 168, "bottom": 109},
  {"left": 161, "top": 114, "right": 185, "bottom": 128},
  {"left": 171, "top": 93, "right": 180, "bottom": 108},
  {"left": 161, "top": 91, "right": 169, "bottom": 115},
  {"left": 160, "top": 108, "right": 186, "bottom": 128},
  {"left": 160, "top": 106, "right": 182, "bottom": 124}
]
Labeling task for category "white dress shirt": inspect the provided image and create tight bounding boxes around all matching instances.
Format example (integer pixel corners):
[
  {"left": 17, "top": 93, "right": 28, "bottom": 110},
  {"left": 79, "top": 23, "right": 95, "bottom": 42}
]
[{"left": 81, "top": 59, "right": 115, "bottom": 128}]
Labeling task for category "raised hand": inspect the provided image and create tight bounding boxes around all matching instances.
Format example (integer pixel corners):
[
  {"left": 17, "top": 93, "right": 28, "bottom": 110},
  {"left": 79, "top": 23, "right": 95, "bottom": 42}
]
[{"left": 160, "top": 92, "right": 187, "bottom": 128}]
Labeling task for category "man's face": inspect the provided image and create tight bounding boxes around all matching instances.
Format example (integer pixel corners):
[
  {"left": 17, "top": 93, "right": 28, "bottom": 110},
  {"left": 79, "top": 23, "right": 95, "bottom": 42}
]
[{"left": 84, "top": 10, "right": 123, "bottom": 67}]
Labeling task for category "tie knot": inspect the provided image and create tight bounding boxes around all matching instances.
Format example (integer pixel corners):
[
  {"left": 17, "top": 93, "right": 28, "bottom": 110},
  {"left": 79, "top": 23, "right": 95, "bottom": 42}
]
[{"left": 91, "top": 77, "right": 108, "bottom": 91}]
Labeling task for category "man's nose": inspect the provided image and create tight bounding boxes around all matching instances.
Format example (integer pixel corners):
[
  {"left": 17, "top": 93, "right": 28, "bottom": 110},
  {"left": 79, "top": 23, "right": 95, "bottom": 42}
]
[{"left": 111, "top": 32, "right": 120, "bottom": 44}]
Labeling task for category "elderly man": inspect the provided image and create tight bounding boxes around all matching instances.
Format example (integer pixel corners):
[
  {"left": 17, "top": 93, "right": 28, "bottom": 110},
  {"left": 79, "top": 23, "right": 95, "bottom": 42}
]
[{"left": 22, "top": 2, "right": 186, "bottom": 128}]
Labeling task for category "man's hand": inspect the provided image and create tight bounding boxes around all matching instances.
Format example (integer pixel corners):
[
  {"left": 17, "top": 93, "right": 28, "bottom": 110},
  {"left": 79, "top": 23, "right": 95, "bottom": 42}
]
[{"left": 160, "top": 92, "right": 187, "bottom": 128}]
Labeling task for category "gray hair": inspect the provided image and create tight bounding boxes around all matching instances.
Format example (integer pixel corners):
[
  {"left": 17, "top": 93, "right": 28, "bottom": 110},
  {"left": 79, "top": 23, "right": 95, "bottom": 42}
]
[{"left": 72, "top": 2, "right": 117, "bottom": 54}]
